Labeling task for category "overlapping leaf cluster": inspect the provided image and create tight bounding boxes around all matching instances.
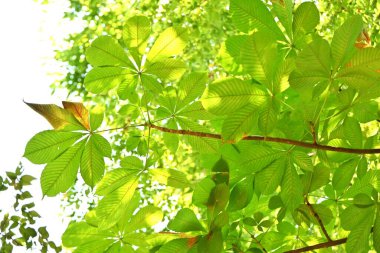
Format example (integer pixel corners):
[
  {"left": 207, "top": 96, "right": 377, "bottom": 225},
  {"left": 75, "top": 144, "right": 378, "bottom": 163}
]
[{"left": 24, "top": 0, "right": 380, "bottom": 252}]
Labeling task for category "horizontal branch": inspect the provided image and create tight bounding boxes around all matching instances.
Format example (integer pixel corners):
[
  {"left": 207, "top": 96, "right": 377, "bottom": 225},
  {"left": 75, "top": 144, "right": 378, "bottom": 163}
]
[
  {"left": 283, "top": 238, "right": 347, "bottom": 253},
  {"left": 148, "top": 124, "right": 380, "bottom": 154}
]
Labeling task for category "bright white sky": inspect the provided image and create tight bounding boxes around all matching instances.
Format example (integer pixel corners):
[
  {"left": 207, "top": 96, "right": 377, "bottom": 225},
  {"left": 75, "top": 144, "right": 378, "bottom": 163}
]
[{"left": 0, "top": 0, "right": 84, "bottom": 251}]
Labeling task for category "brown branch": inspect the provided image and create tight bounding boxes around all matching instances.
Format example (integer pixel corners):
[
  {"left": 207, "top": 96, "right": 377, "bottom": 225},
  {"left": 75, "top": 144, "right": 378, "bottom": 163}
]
[
  {"left": 305, "top": 197, "right": 332, "bottom": 242},
  {"left": 148, "top": 123, "right": 380, "bottom": 154},
  {"left": 283, "top": 238, "right": 347, "bottom": 253}
]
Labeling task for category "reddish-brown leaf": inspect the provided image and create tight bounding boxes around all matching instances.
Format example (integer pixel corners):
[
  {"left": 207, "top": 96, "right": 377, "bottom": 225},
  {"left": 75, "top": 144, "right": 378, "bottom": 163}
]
[{"left": 62, "top": 101, "right": 90, "bottom": 130}]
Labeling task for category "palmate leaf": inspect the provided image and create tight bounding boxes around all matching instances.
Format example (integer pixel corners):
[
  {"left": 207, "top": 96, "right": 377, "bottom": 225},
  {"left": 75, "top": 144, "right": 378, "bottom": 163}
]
[
  {"left": 150, "top": 168, "right": 190, "bottom": 188},
  {"left": 96, "top": 169, "right": 139, "bottom": 196},
  {"left": 147, "top": 27, "right": 188, "bottom": 62},
  {"left": 255, "top": 158, "right": 286, "bottom": 195},
  {"left": 124, "top": 205, "right": 163, "bottom": 233},
  {"left": 280, "top": 160, "right": 303, "bottom": 212},
  {"left": 332, "top": 158, "right": 357, "bottom": 192},
  {"left": 241, "top": 32, "right": 279, "bottom": 86},
  {"left": 232, "top": 144, "right": 282, "bottom": 181},
  {"left": 271, "top": 0, "right": 293, "bottom": 37},
  {"left": 62, "top": 101, "right": 90, "bottom": 130},
  {"left": 331, "top": 16, "right": 363, "bottom": 71},
  {"left": 157, "top": 238, "right": 196, "bottom": 253},
  {"left": 292, "top": 2, "right": 319, "bottom": 37},
  {"left": 344, "top": 205, "right": 375, "bottom": 253},
  {"left": 145, "top": 58, "right": 187, "bottom": 81},
  {"left": 123, "top": 15, "right": 151, "bottom": 54},
  {"left": 176, "top": 102, "right": 214, "bottom": 120},
  {"left": 177, "top": 72, "right": 208, "bottom": 108},
  {"left": 41, "top": 139, "right": 85, "bottom": 196},
  {"left": 86, "top": 36, "right": 135, "bottom": 69},
  {"left": 302, "top": 163, "right": 330, "bottom": 194},
  {"left": 168, "top": 208, "right": 205, "bottom": 232},
  {"left": 201, "top": 78, "right": 268, "bottom": 115},
  {"left": 258, "top": 100, "right": 278, "bottom": 135},
  {"left": 62, "top": 222, "right": 114, "bottom": 248},
  {"left": 96, "top": 172, "right": 139, "bottom": 229},
  {"left": 24, "top": 130, "right": 83, "bottom": 164},
  {"left": 228, "top": 176, "right": 254, "bottom": 211},
  {"left": 221, "top": 104, "right": 257, "bottom": 142},
  {"left": 25, "top": 102, "right": 85, "bottom": 130},
  {"left": 230, "top": 0, "right": 283, "bottom": 39},
  {"left": 373, "top": 209, "right": 380, "bottom": 251},
  {"left": 84, "top": 67, "right": 131, "bottom": 94},
  {"left": 80, "top": 135, "right": 105, "bottom": 187}
]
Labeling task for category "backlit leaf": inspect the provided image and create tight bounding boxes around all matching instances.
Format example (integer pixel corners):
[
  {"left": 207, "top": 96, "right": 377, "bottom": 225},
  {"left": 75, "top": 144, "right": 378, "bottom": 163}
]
[
  {"left": 168, "top": 208, "right": 205, "bottom": 232},
  {"left": 123, "top": 15, "right": 151, "bottom": 54},
  {"left": 147, "top": 27, "right": 188, "bottom": 62},
  {"left": 80, "top": 135, "right": 105, "bottom": 187},
  {"left": 41, "top": 139, "right": 85, "bottom": 196},
  {"left": 25, "top": 102, "right": 84, "bottom": 130},
  {"left": 24, "top": 130, "right": 83, "bottom": 164}
]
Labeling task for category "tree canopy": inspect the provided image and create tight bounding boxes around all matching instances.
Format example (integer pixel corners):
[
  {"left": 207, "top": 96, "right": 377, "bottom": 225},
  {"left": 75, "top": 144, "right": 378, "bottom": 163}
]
[{"left": 2, "top": 0, "right": 380, "bottom": 252}]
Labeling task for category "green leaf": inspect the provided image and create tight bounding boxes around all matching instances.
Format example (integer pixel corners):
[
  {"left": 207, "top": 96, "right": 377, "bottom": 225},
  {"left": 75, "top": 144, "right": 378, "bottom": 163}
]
[
  {"left": 91, "top": 133, "right": 112, "bottom": 158},
  {"left": 96, "top": 169, "right": 138, "bottom": 196},
  {"left": 124, "top": 205, "right": 163, "bottom": 233},
  {"left": 302, "top": 163, "right": 330, "bottom": 194},
  {"left": 62, "top": 222, "right": 114, "bottom": 247},
  {"left": 258, "top": 101, "right": 277, "bottom": 135},
  {"left": 150, "top": 168, "right": 190, "bottom": 188},
  {"left": 147, "top": 27, "right": 188, "bottom": 62},
  {"left": 271, "top": 0, "right": 293, "bottom": 36},
  {"left": 353, "top": 193, "right": 374, "bottom": 207},
  {"left": 193, "top": 177, "right": 216, "bottom": 207},
  {"left": 86, "top": 36, "right": 134, "bottom": 68},
  {"left": 373, "top": 208, "right": 380, "bottom": 251},
  {"left": 80, "top": 135, "right": 105, "bottom": 187},
  {"left": 331, "top": 16, "right": 363, "bottom": 70},
  {"left": 41, "top": 139, "right": 85, "bottom": 196},
  {"left": 332, "top": 159, "right": 357, "bottom": 191},
  {"left": 96, "top": 173, "right": 139, "bottom": 229},
  {"left": 168, "top": 208, "right": 205, "bottom": 232},
  {"left": 145, "top": 58, "right": 187, "bottom": 81},
  {"left": 341, "top": 204, "right": 375, "bottom": 231},
  {"left": 163, "top": 118, "right": 179, "bottom": 153},
  {"left": 84, "top": 67, "right": 130, "bottom": 94},
  {"left": 117, "top": 73, "right": 139, "bottom": 100},
  {"left": 198, "top": 229, "right": 223, "bottom": 253},
  {"left": 123, "top": 15, "right": 151, "bottom": 54},
  {"left": 120, "top": 156, "right": 144, "bottom": 170},
  {"left": 280, "top": 162, "right": 303, "bottom": 212},
  {"left": 241, "top": 32, "right": 279, "bottom": 85},
  {"left": 24, "top": 130, "right": 83, "bottom": 164},
  {"left": 221, "top": 104, "right": 257, "bottom": 142},
  {"left": 292, "top": 151, "right": 313, "bottom": 172},
  {"left": 89, "top": 112, "right": 103, "bottom": 131},
  {"left": 228, "top": 177, "right": 253, "bottom": 211},
  {"left": 256, "top": 158, "right": 286, "bottom": 195},
  {"left": 25, "top": 102, "right": 84, "bottom": 130},
  {"left": 201, "top": 78, "right": 268, "bottom": 115},
  {"left": 177, "top": 72, "right": 208, "bottom": 107},
  {"left": 292, "top": 2, "right": 319, "bottom": 37},
  {"left": 343, "top": 117, "right": 363, "bottom": 148},
  {"left": 157, "top": 238, "right": 195, "bottom": 253},
  {"left": 346, "top": 214, "right": 374, "bottom": 253},
  {"left": 230, "top": 0, "right": 283, "bottom": 38}
]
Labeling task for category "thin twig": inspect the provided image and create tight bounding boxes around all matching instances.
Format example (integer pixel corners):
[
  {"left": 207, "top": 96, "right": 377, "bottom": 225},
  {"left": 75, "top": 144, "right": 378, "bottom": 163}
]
[
  {"left": 305, "top": 197, "right": 332, "bottom": 242},
  {"left": 242, "top": 227, "right": 267, "bottom": 253},
  {"left": 148, "top": 123, "right": 380, "bottom": 154},
  {"left": 283, "top": 238, "right": 347, "bottom": 253}
]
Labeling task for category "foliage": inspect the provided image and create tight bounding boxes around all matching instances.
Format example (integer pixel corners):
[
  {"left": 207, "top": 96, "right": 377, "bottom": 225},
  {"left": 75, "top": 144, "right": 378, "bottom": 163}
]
[
  {"left": 0, "top": 164, "right": 61, "bottom": 252},
  {"left": 23, "top": 0, "right": 380, "bottom": 252}
]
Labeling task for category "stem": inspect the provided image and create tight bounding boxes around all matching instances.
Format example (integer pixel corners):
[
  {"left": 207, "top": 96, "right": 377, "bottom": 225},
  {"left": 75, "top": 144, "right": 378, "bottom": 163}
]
[
  {"left": 148, "top": 123, "right": 380, "bottom": 154},
  {"left": 305, "top": 197, "right": 332, "bottom": 241},
  {"left": 283, "top": 238, "right": 347, "bottom": 253}
]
